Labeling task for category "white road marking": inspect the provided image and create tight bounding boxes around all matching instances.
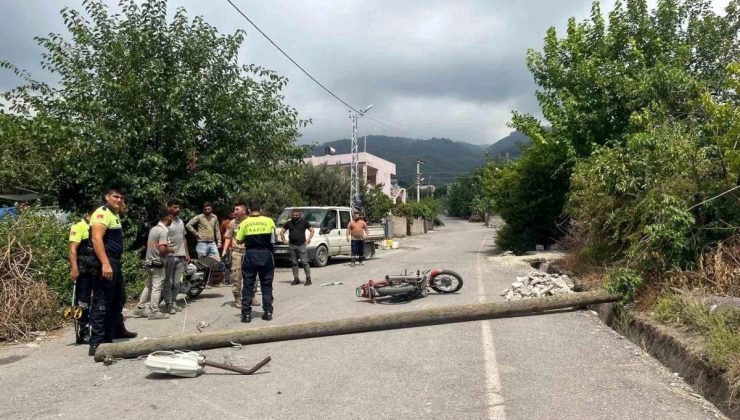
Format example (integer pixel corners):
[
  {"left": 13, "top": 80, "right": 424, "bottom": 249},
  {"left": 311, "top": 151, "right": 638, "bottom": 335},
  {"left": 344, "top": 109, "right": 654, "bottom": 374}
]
[{"left": 477, "top": 237, "right": 507, "bottom": 420}]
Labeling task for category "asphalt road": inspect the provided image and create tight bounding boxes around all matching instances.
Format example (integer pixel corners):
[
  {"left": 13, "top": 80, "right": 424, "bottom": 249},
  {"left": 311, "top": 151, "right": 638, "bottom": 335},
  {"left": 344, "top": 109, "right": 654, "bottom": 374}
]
[{"left": 0, "top": 218, "right": 725, "bottom": 419}]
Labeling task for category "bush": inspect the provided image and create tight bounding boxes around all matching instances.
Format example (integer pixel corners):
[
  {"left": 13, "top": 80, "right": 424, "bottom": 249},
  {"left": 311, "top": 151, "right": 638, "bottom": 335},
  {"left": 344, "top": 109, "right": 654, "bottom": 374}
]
[
  {"left": 604, "top": 268, "right": 644, "bottom": 305},
  {"left": 490, "top": 140, "right": 573, "bottom": 253},
  {"left": 0, "top": 210, "right": 67, "bottom": 339},
  {"left": 567, "top": 125, "right": 739, "bottom": 273},
  {"left": 395, "top": 197, "right": 440, "bottom": 221}
]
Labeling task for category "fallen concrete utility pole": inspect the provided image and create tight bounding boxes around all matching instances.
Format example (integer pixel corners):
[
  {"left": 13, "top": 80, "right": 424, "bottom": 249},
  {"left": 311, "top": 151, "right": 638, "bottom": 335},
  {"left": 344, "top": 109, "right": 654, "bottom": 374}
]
[{"left": 94, "top": 290, "right": 618, "bottom": 362}]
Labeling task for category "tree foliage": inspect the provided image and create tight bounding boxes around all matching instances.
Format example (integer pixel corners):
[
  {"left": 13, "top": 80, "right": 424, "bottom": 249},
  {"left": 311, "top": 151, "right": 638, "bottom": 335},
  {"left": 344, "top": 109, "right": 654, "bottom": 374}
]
[
  {"left": 294, "top": 164, "right": 350, "bottom": 207},
  {"left": 488, "top": 142, "right": 573, "bottom": 253},
  {"left": 1, "top": 0, "right": 307, "bottom": 223},
  {"left": 360, "top": 184, "right": 393, "bottom": 223},
  {"left": 523, "top": 0, "right": 739, "bottom": 157},
  {"left": 445, "top": 175, "right": 479, "bottom": 218},
  {"left": 488, "top": 0, "right": 740, "bottom": 259}
]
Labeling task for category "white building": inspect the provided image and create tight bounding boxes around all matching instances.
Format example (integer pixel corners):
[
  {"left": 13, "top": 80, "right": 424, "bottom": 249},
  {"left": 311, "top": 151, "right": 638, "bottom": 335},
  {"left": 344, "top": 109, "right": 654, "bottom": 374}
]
[{"left": 304, "top": 152, "right": 406, "bottom": 204}]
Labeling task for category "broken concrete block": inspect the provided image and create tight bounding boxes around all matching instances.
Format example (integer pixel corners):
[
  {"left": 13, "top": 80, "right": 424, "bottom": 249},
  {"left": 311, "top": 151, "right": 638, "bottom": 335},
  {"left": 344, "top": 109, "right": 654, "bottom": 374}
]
[{"left": 552, "top": 278, "right": 568, "bottom": 290}]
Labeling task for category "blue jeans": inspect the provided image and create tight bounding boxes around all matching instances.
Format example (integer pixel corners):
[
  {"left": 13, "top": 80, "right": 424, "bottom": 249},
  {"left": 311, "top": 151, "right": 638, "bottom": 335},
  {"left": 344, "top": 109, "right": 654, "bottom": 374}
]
[
  {"left": 351, "top": 240, "right": 365, "bottom": 262},
  {"left": 196, "top": 241, "right": 219, "bottom": 259},
  {"left": 165, "top": 256, "right": 185, "bottom": 304}
]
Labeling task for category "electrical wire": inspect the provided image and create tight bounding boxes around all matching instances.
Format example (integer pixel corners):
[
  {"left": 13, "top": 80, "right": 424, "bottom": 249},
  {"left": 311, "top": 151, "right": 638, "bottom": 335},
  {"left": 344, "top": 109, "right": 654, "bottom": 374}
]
[
  {"left": 225, "top": 0, "right": 362, "bottom": 114},
  {"left": 224, "top": 0, "right": 444, "bottom": 141},
  {"left": 687, "top": 184, "right": 740, "bottom": 211}
]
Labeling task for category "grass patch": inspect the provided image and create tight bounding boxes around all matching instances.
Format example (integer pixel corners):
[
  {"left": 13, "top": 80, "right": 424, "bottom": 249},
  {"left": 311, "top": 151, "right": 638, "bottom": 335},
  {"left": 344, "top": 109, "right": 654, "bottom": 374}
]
[{"left": 655, "top": 293, "right": 740, "bottom": 403}]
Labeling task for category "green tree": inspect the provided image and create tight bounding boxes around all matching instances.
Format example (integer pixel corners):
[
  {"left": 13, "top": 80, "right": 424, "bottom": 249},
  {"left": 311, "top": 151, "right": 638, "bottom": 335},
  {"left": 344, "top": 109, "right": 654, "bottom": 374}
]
[
  {"left": 1, "top": 0, "right": 307, "bottom": 223},
  {"left": 490, "top": 141, "right": 573, "bottom": 254},
  {"left": 0, "top": 113, "right": 50, "bottom": 190},
  {"left": 360, "top": 183, "right": 393, "bottom": 223},
  {"left": 294, "top": 164, "right": 350, "bottom": 206},
  {"left": 491, "top": 0, "right": 739, "bottom": 255},
  {"left": 445, "top": 175, "right": 479, "bottom": 218},
  {"left": 522, "top": 0, "right": 739, "bottom": 157}
]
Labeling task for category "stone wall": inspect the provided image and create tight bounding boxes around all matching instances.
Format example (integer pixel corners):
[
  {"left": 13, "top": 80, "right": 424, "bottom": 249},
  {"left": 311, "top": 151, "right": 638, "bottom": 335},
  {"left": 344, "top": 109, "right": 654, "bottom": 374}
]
[
  {"left": 390, "top": 215, "right": 407, "bottom": 238},
  {"left": 408, "top": 218, "right": 425, "bottom": 235},
  {"left": 424, "top": 219, "right": 435, "bottom": 231}
]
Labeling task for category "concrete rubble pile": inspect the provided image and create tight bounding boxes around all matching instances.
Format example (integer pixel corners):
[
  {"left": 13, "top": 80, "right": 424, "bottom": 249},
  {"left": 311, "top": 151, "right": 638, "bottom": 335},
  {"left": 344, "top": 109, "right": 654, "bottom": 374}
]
[{"left": 501, "top": 271, "right": 575, "bottom": 300}]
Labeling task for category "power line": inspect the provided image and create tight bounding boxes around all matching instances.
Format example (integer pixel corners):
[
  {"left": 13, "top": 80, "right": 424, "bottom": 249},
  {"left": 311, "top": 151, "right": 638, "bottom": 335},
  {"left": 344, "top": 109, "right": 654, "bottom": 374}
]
[
  {"left": 224, "top": 0, "right": 442, "bottom": 141},
  {"left": 225, "top": 0, "right": 361, "bottom": 114},
  {"left": 366, "top": 112, "right": 442, "bottom": 139}
]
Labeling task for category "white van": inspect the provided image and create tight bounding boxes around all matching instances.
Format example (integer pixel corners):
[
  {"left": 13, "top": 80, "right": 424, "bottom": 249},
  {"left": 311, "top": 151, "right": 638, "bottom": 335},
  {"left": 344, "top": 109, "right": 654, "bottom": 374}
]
[{"left": 274, "top": 206, "right": 384, "bottom": 267}]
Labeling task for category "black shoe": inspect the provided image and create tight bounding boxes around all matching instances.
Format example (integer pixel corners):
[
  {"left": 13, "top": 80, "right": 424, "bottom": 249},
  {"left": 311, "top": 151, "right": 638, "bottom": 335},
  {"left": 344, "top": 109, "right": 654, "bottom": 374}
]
[
  {"left": 261, "top": 311, "right": 273, "bottom": 321},
  {"left": 88, "top": 344, "right": 99, "bottom": 357},
  {"left": 241, "top": 311, "right": 252, "bottom": 323},
  {"left": 291, "top": 278, "right": 300, "bottom": 286},
  {"left": 114, "top": 328, "right": 138, "bottom": 339},
  {"left": 304, "top": 279, "right": 312, "bottom": 286}
]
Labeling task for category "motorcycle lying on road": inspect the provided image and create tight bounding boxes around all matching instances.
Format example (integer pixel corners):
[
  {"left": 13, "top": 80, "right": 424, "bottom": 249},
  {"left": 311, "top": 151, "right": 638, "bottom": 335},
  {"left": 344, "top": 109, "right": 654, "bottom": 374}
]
[
  {"left": 180, "top": 256, "right": 224, "bottom": 299},
  {"left": 356, "top": 268, "right": 463, "bottom": 303}
]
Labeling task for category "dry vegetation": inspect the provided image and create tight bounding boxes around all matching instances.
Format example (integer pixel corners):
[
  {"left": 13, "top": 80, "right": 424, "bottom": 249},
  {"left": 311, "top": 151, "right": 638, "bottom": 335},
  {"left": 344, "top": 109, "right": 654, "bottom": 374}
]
[{"left": 0, "top": 237, "right": 60, "bottom": 341}]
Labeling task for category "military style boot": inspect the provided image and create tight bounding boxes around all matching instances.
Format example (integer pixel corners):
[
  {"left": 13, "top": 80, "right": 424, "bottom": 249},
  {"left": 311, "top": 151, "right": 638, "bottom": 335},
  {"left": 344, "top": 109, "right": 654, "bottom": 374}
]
[
  {"left": 241, "top": 310, "right": 252, "bottom": 323},
  {"left": 261, "top": 309, "right": 273, "bottom": 321},
  {"left": 113, "top": 325, "right": 138, "bottom": 339}
]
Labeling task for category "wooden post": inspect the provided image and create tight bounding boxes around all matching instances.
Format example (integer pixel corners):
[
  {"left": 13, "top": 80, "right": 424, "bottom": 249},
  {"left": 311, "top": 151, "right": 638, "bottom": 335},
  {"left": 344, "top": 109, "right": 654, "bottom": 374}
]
[{"left": 94, "top": 291, "right": 619, "bottom": 362}]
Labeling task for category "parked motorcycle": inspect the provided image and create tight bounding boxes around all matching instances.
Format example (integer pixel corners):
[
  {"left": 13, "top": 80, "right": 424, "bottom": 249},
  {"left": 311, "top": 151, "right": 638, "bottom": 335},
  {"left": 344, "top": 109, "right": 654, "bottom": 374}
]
[
  {"left": 356, "top": 268, "right": 463, "bottom": 303},
  {"left": 181, "top": 256, "right": 224, "bottom": 299}
]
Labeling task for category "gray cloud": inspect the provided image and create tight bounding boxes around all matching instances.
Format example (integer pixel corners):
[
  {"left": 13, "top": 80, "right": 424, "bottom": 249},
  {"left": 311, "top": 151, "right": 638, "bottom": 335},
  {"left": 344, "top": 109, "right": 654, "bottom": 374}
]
[{"left": 0, "top": 0, "right": 730, "bottom": 144}]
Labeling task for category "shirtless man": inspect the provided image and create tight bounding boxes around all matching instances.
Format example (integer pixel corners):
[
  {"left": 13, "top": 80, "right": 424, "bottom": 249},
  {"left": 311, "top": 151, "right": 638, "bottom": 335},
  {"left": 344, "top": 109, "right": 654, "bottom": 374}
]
[{"left": 346, "top": 212, "right": 369, "bottom": 266}]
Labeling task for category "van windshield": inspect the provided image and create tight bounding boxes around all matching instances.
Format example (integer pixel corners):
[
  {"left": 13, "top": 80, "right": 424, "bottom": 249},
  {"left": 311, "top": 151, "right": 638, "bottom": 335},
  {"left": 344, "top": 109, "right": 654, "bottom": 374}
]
[{"left": 277, "top": 209, "right": 328, "bottom": 228}]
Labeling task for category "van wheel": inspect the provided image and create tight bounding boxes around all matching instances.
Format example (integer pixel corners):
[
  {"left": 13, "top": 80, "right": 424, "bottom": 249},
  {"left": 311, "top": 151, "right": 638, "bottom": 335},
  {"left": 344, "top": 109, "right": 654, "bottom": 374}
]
[
  {"left": 312, "top": 245, "right": 329, "bottom": 267},
  {"left": 363, "top": 242, "right": 375, "bottom": 260}
]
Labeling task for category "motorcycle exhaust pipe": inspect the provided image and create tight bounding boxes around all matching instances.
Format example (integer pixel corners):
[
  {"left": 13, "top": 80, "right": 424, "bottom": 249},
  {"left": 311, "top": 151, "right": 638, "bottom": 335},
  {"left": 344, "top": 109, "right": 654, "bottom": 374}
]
[{"left": 375, "top": 285, "right": 416, "bottom": 296}]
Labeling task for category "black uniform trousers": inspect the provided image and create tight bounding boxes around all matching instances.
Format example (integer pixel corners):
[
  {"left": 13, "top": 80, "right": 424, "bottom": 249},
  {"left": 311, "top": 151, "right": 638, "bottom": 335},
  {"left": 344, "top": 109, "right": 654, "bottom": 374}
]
[
  {"left": 241, "top": 249, "right": 274, "bottom": 312},
  {"left": 89, "top": 257, "right": 125, "bottom": 346},
  {"left": 75, "top": 270, "right": 92, "bottom": 327}
]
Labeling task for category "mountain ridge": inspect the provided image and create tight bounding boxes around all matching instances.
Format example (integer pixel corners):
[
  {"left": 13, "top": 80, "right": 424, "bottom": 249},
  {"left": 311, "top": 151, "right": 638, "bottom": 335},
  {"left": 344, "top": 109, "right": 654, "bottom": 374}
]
[{"left": 308, "top": 133, "right": 530, "bottom": 185}]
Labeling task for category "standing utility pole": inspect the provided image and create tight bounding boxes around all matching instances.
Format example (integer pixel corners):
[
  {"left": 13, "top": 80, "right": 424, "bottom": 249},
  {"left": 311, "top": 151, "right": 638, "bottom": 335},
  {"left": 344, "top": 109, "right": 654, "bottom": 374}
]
[
  {"left": 349, "top": 105, "right": 373, "bottom": 212},
  {"left": 416, "top": 159, "right": 425, "bottom": 202}
]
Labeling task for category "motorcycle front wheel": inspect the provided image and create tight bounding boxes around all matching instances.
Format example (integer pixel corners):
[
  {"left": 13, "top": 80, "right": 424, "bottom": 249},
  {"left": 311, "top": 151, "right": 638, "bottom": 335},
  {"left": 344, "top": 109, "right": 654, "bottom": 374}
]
[
  {"left": 430, "top": 270, "right": 463, "bottom": 294},
  {"left": 187, "top": 286, "right": 205, "bottom": 299}
]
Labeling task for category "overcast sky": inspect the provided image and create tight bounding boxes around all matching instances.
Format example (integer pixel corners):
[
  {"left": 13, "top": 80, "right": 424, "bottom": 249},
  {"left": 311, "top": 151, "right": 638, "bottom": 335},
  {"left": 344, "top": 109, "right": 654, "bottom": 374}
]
[{"left": 0, "top": 0, "right": 731, "bottom": 145}]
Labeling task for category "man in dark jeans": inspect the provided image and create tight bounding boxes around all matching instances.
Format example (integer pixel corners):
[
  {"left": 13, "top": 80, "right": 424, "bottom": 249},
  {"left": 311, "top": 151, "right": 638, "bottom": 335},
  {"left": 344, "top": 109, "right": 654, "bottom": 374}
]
[
  {"left": 346, "top": 212, "right": 369, "bottom": 266},
  {"left": 280, "top": 209, "right": 315, "bottom": 286}
]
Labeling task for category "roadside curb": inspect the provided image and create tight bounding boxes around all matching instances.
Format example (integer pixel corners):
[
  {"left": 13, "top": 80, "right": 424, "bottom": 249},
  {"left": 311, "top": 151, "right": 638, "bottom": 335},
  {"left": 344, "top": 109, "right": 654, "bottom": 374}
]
[{"left": 589, "top": 302, "right": 739, "bottom": 419}]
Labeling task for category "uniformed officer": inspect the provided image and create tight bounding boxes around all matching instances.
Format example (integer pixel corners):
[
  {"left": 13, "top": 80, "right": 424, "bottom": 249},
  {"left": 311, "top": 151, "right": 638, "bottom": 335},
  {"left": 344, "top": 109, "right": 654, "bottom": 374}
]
[
  {"left": 67, "top": 204, "right": 97, "bottom": 344},
  {"left": 235, "top": 200, "right": 276, "bottom": 323},
  {"left": 88, "top": 187, "right": 137, "bottom": 356}
]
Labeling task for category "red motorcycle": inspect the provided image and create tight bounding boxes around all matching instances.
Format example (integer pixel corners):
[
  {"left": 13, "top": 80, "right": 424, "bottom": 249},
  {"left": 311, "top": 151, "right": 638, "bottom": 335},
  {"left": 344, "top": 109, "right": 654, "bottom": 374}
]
[{"left": 356, "top": 269, "right": 463, "bottom": 303}]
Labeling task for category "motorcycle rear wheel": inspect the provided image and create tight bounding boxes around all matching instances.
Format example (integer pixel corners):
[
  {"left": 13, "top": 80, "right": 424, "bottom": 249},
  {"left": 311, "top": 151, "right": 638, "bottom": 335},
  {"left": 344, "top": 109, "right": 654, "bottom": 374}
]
[{"left": 430, "top": 270, "right": 463, "bottom": 294}]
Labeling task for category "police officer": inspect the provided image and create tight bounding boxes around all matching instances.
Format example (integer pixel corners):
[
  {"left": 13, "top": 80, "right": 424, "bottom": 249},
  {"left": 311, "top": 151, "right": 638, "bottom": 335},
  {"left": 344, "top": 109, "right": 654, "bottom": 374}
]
[
  {"left": 88, "top": 187, "right": 137, "bottom": 356},
  {"left": 235, "top": 200, "right": 276, "bottom": 323},
  {"left": 67, "top": 204, "right": 97, "bottom": 344}
]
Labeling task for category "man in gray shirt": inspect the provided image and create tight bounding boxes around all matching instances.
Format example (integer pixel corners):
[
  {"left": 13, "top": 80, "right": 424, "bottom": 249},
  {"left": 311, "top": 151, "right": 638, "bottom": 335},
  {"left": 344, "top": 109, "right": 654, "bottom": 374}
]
[
  {"left": 134, "top": 214, "right": 174, "bottom": 319},
  {"left": 165, "top": 199, "right": 190, "bottom": 314},
  {"left": 186, "top": 201, "right": 221, "bottom": 259}
]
